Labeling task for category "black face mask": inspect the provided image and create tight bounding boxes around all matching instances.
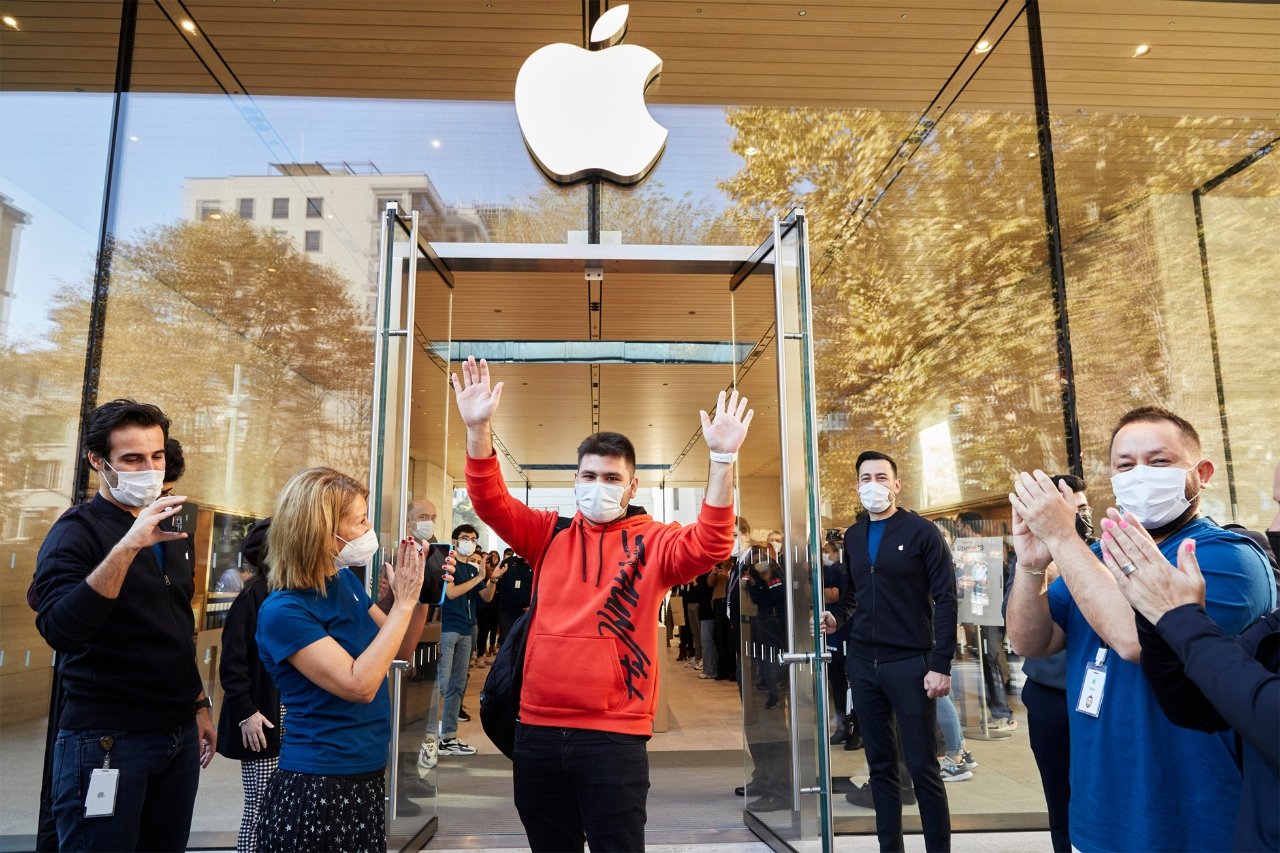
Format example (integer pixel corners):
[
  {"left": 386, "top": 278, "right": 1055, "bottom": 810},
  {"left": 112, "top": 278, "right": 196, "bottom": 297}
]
[{"left": 1076, "top": 513, "right": 1095, "bottom": 542}]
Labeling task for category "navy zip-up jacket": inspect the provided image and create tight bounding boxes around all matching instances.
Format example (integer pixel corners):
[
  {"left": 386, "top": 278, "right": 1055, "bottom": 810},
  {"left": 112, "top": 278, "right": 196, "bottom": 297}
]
[
  {"left": 1138, "top": 605, "right": 1279, "bottom": 852},
  {"left": 828, "top": 508, "right": 957, "bottom": 675},
  {"left": 33, "top": 494, "right": 203, "bottom": 731}
]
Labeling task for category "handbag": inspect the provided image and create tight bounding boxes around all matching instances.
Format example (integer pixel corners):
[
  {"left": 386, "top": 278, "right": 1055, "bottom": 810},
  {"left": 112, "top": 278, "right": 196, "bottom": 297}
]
[{"left": 479, "top": 516, "right": 571, "bottom": 760}]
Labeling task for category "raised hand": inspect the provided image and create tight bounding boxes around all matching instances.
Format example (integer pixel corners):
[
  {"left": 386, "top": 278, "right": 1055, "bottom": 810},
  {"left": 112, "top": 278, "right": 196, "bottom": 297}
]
[
  {"left": 386, "top": 538, "right": 424, "bottom": 607},
  {"left": 1099, "top": 510, "right": 1205, "bottom": 623},
  {"left": 451, "top": 356, "right": 503, "bottom": 428},
  {"left": 701, "top": 389, "right": 754, "bottom": 455},
  {"left": 1010, "top": 471, "right": 1077, "bottom": 550}
]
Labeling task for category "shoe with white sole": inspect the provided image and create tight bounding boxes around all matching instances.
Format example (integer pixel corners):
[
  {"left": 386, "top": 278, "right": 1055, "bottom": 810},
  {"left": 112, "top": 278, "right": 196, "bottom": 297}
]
[
  {"left": 439, "top": 737, "right": 476, "bottom": 756},
  {"left": 416, "top": 737, "right": 438, "bottom": 778}
]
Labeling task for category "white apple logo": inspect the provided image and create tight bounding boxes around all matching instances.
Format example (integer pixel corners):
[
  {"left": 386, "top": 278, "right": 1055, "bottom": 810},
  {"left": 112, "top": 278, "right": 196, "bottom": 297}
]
[{"left": 515, "top": 5, "right": 668, "bottom": 187}]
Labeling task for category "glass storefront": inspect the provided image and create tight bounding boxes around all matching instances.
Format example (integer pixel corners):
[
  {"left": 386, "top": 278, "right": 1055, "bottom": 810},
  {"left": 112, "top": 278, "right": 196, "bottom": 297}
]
[{"left": 3, "top": 0, "right": 1276, "bottom": 849}]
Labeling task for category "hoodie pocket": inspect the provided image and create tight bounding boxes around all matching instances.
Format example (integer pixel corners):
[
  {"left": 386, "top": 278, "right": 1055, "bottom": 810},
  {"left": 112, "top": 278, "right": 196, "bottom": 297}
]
[{"left": 522, "top": 633, "right": 628, "bottom": 714}]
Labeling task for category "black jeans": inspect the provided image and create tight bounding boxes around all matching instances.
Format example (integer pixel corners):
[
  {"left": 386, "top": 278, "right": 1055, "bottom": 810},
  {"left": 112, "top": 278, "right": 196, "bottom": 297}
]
[
  {"left": 848, "top": 655, "right": 951, "bottom": 853},
  {"left": 513, "top": 723, "right": 650, "bottom": 852},
  {"left": 1023, "top": 679, "right": 1071, "bottom": 853},
  {"left": 980, "top": 626, "right": 1012, "bottom": 720}
]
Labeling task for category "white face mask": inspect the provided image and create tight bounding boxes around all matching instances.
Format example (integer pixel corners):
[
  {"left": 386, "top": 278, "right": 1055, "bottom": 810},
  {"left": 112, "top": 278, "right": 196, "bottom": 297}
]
[
  {"left": 859, "top": 481, "right": 893, "bottom": 514},
  {"left": 102, "top": 461, "right": 164, "bottom": 508},
  {"left": 455, "top": 539, "right": 477, "bottom": 557},
  {"left": 413, "top": 519, "right": 435, "bottom": 541},
  {"left": 1111, "top": 465, "right": 1192, "bottom": 529},
  {"left": 732, "top": 536, "right": 743, "bottom": 558},
  {"left": 575, "top": 480, "right": 627, "bottom": 524},
  {"left": 335, "top": 528, "right": 379, "bottom": 567},
  {"left": 823, "top": 554, "right": 837, "bottom": 566}
]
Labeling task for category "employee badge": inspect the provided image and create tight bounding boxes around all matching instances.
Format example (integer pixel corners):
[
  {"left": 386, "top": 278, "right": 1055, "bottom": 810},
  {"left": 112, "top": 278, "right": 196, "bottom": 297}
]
[{"left": 1075, "top": 647, "right": 1108, "bottom": 718}]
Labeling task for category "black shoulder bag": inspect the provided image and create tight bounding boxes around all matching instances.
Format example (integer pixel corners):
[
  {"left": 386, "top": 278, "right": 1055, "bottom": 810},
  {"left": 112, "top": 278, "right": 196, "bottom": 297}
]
[{"left": 479, "top": 516, "right": 572, "bottom": 760}]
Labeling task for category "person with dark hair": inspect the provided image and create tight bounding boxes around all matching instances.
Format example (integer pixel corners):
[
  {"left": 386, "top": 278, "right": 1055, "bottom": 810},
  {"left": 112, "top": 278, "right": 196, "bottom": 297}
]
[
  {"left": 496, "top": 549, "right": 533, "bottom": 646},
  {"left": 450, "top": 356, "right": 751, "bottom": 852},
  {"left": 1009, "top": 473, "right": 1090, "bottom": 853},
  {"left": 33, "top": 399, "right": 216, "bottom": 851},
  {"left": 162, "top": 436, "right": 186, "bottom": 492},
  {"left": 1008, "top": 406, "right": 1275, "bottom": 852},
  {"left": 216, "top": 518, "right": 283, "bottom": 853},
  {"left": 820, "top": 450, "right": 957, "bottom": 853},
  {"left": 416, "top": 523, "right": 502, "bottom": 766}
]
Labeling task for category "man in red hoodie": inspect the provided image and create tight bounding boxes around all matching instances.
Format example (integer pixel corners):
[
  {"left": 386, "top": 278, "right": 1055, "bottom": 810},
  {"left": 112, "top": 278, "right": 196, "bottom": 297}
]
[{"left": 452, "top": 356, "right": 752, "bottom": 852}]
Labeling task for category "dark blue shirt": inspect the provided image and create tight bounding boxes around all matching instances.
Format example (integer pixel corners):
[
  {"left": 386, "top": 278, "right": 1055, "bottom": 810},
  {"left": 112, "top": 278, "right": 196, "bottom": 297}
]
[
  {"left": 442, "top": 560, "right": 482, "bottom": 634},
  {"left": 866, "top": 519, "right": 888, "bottom": 563},
  {"left": 257, "top": 568, "right": 389, "bottom": 775}
]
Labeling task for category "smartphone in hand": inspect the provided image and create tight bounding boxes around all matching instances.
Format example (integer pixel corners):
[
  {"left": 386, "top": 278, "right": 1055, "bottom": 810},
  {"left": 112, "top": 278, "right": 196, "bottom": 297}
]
[{"left": 419, "top": 542, "right": 453, "bottom": 604}]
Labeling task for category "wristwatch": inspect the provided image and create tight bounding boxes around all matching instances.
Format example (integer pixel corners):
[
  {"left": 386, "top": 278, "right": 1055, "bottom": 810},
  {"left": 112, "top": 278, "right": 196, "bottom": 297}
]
[{"left": 195, "top": 696, "right": 213, "bottom": 712}]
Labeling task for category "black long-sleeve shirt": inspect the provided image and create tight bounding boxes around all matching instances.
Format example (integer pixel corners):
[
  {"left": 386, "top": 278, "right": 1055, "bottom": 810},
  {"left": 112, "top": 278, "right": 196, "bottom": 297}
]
[
  {"left": 33, "top": 495, "right": 203, "bottom": 731},
  {"left": 1138, "top": 604, "right": 1279, "bottom": 852},
  {"left": 216, "top": 574, "right": 281, "bottom": 761},
  {"left": 828, "top": 508, "right": 957, "bottom": 675}
]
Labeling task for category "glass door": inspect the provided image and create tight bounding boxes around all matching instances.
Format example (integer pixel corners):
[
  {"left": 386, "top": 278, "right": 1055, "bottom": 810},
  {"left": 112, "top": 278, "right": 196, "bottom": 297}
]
[
  {"left": 732, "top": 210, "right": 833, "bottom": 851},
  {"left": 368, "top": 200, "right": 454, "bottom": 848}
]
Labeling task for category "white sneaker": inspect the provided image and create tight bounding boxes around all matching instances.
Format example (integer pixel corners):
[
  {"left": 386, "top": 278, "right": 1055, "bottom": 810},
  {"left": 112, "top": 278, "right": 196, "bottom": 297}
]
[
  {"left": 439, "top": 737, "right": 477, "bottom": 755},
  {"left": 416, "top": 737, "right": 438, "bottom": 777},
  {"left": 938, "top": 757, "right": 973, "bottom": 782}
]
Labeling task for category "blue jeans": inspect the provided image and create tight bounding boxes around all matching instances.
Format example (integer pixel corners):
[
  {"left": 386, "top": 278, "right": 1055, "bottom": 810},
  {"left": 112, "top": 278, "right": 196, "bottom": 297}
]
[
  {"left": 51, "top": 723, "right": 200, "bottom": 852},
  {"left": 428, "top": 629, "right": 473, "bottom": 740},
  {"left": 936, "top": 693, "right": 963, "bottom": 755},
  {"left": 513, "top": 723, "right": 650, "bottom": 852}
]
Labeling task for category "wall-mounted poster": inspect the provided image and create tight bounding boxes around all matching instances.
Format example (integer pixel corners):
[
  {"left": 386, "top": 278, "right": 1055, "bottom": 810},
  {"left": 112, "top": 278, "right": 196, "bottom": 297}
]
[{"left": 953, "top": 536, "right": 1006, "bottom": 626}]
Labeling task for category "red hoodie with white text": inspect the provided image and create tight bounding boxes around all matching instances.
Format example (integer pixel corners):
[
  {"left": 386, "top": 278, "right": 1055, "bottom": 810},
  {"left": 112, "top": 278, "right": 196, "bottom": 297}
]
[{"left": 465, "top": 453, "right": 735, "bottom": 736}]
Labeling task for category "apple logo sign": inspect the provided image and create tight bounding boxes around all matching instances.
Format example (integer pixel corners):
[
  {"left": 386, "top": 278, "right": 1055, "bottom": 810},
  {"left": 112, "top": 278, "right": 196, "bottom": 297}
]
[{"left": 515, "top": 5, "right": 668, "bottom": 187}]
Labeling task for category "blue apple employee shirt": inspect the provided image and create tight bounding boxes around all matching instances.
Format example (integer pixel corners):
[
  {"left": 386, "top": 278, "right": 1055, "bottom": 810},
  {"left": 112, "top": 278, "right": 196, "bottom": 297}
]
[
  {"left": 1047, "top": 517, "right": 1274, "bottom": 852},
  {"left": 257, "top": 568, "right": 390, "bottom": 775}
]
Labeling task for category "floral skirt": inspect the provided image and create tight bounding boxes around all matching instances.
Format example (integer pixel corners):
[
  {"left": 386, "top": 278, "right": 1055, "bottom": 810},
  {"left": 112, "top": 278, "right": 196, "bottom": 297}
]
[{"left": 254, "top": 768, "right": 385, "bottom": 853}]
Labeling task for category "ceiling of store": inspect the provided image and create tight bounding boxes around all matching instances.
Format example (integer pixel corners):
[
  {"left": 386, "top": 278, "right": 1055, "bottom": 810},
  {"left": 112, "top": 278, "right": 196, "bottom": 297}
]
[{"left": 2, "top": 1, "right": 1277, "bottom": 115}]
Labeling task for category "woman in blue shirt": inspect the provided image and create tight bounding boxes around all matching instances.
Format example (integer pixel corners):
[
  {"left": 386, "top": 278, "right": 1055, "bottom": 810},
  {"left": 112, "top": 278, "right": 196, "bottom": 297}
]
[{"left": 254, "top": 467, "right": 427, "bottom": 853}]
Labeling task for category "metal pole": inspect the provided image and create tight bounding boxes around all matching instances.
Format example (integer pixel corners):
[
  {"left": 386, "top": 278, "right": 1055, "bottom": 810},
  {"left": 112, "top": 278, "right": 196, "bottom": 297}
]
[{"left": 386, "top": 660, "right": 409, "bottom": 822}]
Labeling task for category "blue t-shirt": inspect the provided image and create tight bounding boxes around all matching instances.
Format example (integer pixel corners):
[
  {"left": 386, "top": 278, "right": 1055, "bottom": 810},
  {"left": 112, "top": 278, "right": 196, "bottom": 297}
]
[
  {"left": 257, "top": 568, "right": 390, "bottom": 775},
  {"left": 1048, "top": 516, "right": 1274, "bottom": 852},
  {"left": 866, "top": 519, "right": 888, "bottom": 564},
  {"left": 441, "top": 561, "right": 482, "bottom": 635}
]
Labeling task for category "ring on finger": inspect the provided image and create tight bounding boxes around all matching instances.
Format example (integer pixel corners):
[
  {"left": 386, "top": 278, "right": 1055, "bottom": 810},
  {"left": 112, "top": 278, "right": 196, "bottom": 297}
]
[{"left": 1120, "top": 563, "right": 1138, "bottom": 577}]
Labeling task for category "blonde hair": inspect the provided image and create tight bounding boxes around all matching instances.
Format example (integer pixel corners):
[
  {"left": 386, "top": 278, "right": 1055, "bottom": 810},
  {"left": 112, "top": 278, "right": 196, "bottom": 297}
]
[{"left": 267, "top": 467, "right": 368, "bottom": 595}]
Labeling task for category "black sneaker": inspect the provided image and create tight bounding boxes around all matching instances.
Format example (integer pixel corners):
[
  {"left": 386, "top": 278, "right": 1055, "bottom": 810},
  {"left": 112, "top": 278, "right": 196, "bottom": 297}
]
[
  {"left": 458, "top": 707, "right": 471, "bottom": 722},
  {"left": 844, "top": 732, "right": 864, "bottom": 751},
  {"left": 844, "top": 782, "right": 915, "bottom": 808},
  {"left": 747, "top": 794, "right": 789, "bottom": 811}
]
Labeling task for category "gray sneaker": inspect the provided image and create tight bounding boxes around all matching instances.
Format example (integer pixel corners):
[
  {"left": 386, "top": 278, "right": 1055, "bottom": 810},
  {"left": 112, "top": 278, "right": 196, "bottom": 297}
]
[
  {"left": 939, "top": 757, "right": 973, "bottom": 782},
  {"left": 438, "top": 737, "right": 476, "bottom": 755},
  {"left": 960, "top": 750, "right": 978, "bottom": 771}
]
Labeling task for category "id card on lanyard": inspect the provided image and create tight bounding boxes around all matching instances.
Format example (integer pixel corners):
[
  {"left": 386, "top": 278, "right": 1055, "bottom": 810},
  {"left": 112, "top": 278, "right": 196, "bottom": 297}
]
[{"left": 1076, "top": 645, "right": 1108, "bottom": 717}]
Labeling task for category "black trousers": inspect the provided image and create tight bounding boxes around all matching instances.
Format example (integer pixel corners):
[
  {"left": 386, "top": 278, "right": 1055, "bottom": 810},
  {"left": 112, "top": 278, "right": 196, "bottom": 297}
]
[
  {"left": 513, "top": 723, "right": 650, "bottom": 852},
  {"left": 848, "top": 655, "right": 951, "bottom": 853},
  {"left": 712, "top": 598, "right": 735, "bottom": 678},
  {"left": 1023, "top": 678, "right": 1071, "bottom": 853}
]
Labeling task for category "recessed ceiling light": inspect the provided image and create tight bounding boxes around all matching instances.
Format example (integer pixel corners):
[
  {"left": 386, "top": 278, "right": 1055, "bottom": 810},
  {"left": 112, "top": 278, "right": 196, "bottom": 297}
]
[
  {"left": 952, "top": 223, "right": 962, "bottom": 230},
  {"left": 744, "top": 146, "right": 759, "bottom": 157},
  {"left": 431, "top": 139, "right": 441, "bottom": 149},
  {"left": 180, "top": 19, "right": 197, "bottom": 33},
  {"left": 797, "top": 9, "right": 806, "bottom": 16},
  {"left": 3, "top": 15, "right": 19, "bottom": 29},
  {"left": 267, "top": 267, "right": 277, "bottom": 273},
  {"left": 208, "top": 213, "right": 222, "bottom": 220},
  {"left": 974, "top": 40, "right": 992, "bottom": 54},
  {"left": 1133, "top": 44, "right": 1150, "bottom": 57}
]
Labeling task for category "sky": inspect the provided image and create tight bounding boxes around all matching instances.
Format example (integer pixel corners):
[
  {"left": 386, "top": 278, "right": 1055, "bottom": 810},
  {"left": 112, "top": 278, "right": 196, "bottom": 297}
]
[{"left": 0, "top": 91, "right": 747, "bottom": 344}]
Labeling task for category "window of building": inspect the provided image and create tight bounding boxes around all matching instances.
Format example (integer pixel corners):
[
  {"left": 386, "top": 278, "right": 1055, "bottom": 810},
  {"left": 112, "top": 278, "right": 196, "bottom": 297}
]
[
  {"left": 272, "top": 197, "right": 289, "bottom": 219},
  {"left": 237, "top": 198, "right": 255, "bottom": 219},
  {"left": 197, "top": 200, "right": 222, "bottom": 221},
  {"left": 304, "top": 230, "right": 321, "bottom": 252},
  {"left": 306, "top": 196, "right": 323, "bottom": 218},
  {"left": 23, "top": 460, "right": 60, "bottom": 491}
]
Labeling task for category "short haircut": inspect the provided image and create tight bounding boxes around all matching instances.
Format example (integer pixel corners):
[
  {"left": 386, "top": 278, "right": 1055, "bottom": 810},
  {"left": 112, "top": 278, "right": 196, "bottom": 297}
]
[
  {"left": 958, "top": 511, "right": 983, "bottom": 526},
  {"left": 1050, "top": 473, "right": 1087, "bottom": 494},
  {"left": 84, "top": 399, "right": 169, "bottom": 460},
  {"left": 1109, "top": 406, "right": 1201, "bottom": 454},
  {"left": 267, "top": 467, "right": 368, "bottom": 595},
  {"left": 452, "top": 524, "right": 478, "bottom": 540},
  {"left": 856, "top": 450, "right": 898, "bottom": 477},
  {"left": 164, "top": 438, "right": 186, "bottom": 484},
  {"left": 736, "top": 516, "right": 752, "bottom": 535},
  {"left": 577, "top": 431, "right": 636, "bottom": 471}
]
